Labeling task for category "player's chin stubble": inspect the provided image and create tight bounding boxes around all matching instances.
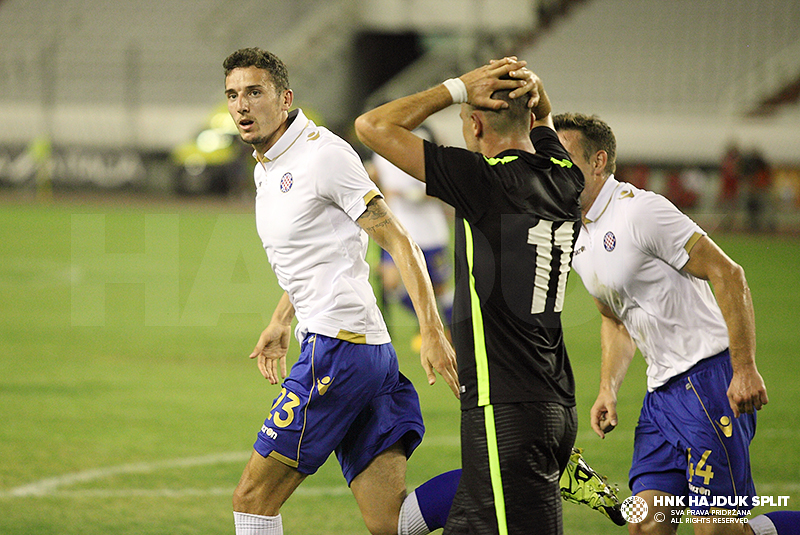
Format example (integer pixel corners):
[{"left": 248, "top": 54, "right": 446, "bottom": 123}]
[{"left": 240, "top": 133, "right": 268, "bottom": 147}]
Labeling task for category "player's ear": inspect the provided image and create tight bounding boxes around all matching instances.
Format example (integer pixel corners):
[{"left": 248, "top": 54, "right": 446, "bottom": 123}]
[
  {"left": 594, "top": 150, "right": 608, "bottom": 174},
  {"left": 281, "top": 89, "right": 293, "bottom": 111},
  {"left": 471, "top": 111, "right": 483, "bottom": 138}
]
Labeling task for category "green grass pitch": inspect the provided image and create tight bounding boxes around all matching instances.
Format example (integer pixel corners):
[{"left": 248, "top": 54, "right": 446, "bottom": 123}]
[{"left": 0, "top": 198, "right": 798, "bottom": 534}]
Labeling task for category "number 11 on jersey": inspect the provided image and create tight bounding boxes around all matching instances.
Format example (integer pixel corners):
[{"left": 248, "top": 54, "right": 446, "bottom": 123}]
[{"left": 527, "top": 220, "right": 576, "bottom": 314}]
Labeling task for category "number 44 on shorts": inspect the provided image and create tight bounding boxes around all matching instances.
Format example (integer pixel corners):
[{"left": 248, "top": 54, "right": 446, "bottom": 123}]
[{"left": 688, "top": 448, "right": 715, "bottom": 486}]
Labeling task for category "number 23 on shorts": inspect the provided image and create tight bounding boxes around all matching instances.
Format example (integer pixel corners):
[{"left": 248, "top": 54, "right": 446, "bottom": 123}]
[{"left": 268, "top": 388, "right": 301, "bottom": 428}]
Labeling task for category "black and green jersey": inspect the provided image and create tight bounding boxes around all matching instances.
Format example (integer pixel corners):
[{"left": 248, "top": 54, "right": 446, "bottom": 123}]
[{"left": 424, "top": 126, "right": 583, "bottom": 410}]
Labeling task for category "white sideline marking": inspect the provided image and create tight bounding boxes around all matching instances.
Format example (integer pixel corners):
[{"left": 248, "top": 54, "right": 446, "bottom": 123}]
[
  {"left": 0, "top": 437, "right": 462, "bottom": 499},
  {"left": 30, "top": 487, "right": 353, "bottom": 499},
  {"left": 0, "top": 451, "right": 251, "bottom": 498}
]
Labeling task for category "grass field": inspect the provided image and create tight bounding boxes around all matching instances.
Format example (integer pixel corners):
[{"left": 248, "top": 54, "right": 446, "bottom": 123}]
[{"left": 1, "top": 196, "right": 798, "bottom": 534}]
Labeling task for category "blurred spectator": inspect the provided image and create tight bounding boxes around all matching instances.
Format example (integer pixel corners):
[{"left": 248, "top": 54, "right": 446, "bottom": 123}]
[
  {"left": 665, "top": 167, "right": 699, "bottom": 209},
  {"left": 28, "top": 135, "right": 53, "bottom": 202},
  {"left": 616, "top": 163, "right": 649, "bottom": 190},
  {"left": 740, "top": 148, "right": 774, "bottom": 231},
  {"left": 365, "top": 125, "right": 453, "bottom": 350},
  {"left": 718, "top": 143, "right": 742, "bottom": 229}
]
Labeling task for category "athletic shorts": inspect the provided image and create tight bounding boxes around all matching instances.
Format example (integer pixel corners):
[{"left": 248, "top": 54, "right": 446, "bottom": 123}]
[
  {"left": 630, "top": 350, "right": 757, "bottom": 513},
  {"left": 444, "top": 402, "right": 577, "bottom": 535},
  {"left": 253, "top": 333, "right": 425, "bottom": 484},
  {"left": 381, "top": 246, "right": 451, "bottom": 286}
]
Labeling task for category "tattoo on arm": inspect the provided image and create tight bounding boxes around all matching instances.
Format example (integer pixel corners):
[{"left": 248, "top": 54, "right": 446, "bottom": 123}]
[{"left": 359, "top": 197, "right": 393, "bottom": 233}]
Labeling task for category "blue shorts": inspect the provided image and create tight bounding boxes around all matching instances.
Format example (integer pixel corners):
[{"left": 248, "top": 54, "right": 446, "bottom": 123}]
[
  {"left": 381, "top": 246, "right": 451, "bottom": 286},
  {"left": 254, "top": 333, "right": 425, "bottom": 484},
  {"left": 630, "top": 350, "right": 757, "bottom": 513}
]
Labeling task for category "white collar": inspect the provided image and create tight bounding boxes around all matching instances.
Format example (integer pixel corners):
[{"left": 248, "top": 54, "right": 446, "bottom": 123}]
[{"left": 584, "top": 174, "right": 620, "bottom": 224}]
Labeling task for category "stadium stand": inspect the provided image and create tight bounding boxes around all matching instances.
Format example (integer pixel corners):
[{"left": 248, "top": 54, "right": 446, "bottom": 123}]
[{"left": 0, "top": 0, "right": 798, "bottom": 191}]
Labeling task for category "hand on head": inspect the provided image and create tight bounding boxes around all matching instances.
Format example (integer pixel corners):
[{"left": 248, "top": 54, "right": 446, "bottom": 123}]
[{"left": 459, "top": 56, "right": 539, "bottom": 110}]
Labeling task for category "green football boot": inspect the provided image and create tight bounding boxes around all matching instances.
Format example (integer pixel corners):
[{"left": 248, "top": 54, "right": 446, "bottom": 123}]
[{"left": 560, "top": 447, "right": 626, "bottom": 526}]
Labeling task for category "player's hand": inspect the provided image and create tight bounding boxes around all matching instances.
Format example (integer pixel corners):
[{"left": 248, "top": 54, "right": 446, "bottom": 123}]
[
  {"left": 590, "top": 391, "right": 619, "bottom": 439},
  {"left": 460, "top": 56, "right": 534, "bottom": 111},
  {"left": 249, "top": 322, "right": 291, "bottom": 384},
  {"left": 490, "top": 56, "right": 539, "bottom": 108},
  {"left": 419, "top": 328, "right": 460, "bottom": 399},
  {"left": 727, "top": 364, "right": 769, "bottom": 417}
]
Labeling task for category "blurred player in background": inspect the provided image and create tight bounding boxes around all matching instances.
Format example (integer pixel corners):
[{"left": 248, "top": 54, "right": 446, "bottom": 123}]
[
  {"left": 554, "top": 112, "right": 800, "bottom": 535},
  {"left": 357, "top": 57, "right": 613, "bottom": 535},
  {"left": 366, "top": 124, "right": 454, "bottom": 350},
  {"left": 223, "top": 47, "right": 460, "bottom": 535}
]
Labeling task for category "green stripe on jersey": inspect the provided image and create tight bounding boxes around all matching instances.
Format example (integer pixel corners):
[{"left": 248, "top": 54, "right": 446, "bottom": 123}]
[
  {"left": 463, "top": 220, "right": 490, "bottom": 406},
  {"left": 484, "top": 155, "right": 519, "bottom": 166},
  {"left": 485, "top": 405, "right": 508, "bottom": 535},
  {"left": 550, "top": 156, "right": 573, "bottom": 168}
]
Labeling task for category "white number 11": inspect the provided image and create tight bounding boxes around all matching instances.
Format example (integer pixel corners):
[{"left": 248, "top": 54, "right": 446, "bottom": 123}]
[{"left": 527, "top": 220, "right": 575, "bottom": 314}]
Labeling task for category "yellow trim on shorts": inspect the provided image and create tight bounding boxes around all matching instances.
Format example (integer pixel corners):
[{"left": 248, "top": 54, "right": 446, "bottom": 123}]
[
  {"left": 268, "top": 450, "right": 299, "bottom": 468},
  {"left": 336, "top": 330, "right": 367, "bottom": 344},
  {"left": 687, "top": 376, "right": 738, "bottom": 495},
  {"left": 296, "top": 335, "right": 316, "bottom": 463}
]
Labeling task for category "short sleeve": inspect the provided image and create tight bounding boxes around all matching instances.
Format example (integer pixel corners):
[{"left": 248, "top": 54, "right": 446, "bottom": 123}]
[
  {"left": 316, "top": 139, "right": 380, "bottom": 221},
  {"left": 628, "top": 191, "right": 706, "bottom": 270}
]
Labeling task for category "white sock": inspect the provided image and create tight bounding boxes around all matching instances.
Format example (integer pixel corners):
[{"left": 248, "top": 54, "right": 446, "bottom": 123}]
[
  {"left": 749, "top": 515, "right": 778, "bottom": 535},
  {"left": 233, "top": 511, "right": 283, "bottom": 535},
  {"left": 398, "top": 491, "right": 430, "bottom": 535}
]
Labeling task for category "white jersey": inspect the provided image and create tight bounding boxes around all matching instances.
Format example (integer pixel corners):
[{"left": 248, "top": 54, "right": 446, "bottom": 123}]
[
  {"left": 253, "top": 109, "right": 390, "bottom": 345},
  {"left": 371, "top": 153, "right": 449, "bottom": 250},
  {"left": 571, "top": 176, "right": 729, "bottom": 390}
]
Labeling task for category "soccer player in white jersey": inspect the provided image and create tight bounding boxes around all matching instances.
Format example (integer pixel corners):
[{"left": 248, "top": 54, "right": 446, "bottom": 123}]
[
  {"left": 223, "top": 47, "right": 461, "bottom": 535},
  {"left": 553, "top": 112, "right": 800, "bottom": 535}
]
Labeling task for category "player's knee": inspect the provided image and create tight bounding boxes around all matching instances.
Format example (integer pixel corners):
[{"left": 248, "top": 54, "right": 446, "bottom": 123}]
[
  {"left": 363, "top": 512, "right": 400, "bottom": 535},
  {"left": 232, "top": 480, "right": 278, "bottom": 516},
  {"left": 232, "top": 481, "right": 254, "bottom": 512}
]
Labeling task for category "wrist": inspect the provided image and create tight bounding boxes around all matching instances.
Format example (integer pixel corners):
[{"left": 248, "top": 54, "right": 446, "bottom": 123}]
[
  {"left": 442, "top": 77, "right": 468, "bottom": 104},
  {"left": 419, "top": 321, "right": 445, "bottom": 336}
]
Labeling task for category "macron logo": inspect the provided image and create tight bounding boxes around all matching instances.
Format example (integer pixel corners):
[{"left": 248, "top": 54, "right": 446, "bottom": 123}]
[{"left": 260, "top": 425, "right": 278, "bottom": 440}]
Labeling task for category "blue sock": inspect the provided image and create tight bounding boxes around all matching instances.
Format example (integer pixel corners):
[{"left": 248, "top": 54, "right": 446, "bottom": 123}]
[
  {"left": 415, "top": 469, "right": 461, "bottom": 529},
  {"left": 765, "top": 511, "right": 800, "bottom": 534}
]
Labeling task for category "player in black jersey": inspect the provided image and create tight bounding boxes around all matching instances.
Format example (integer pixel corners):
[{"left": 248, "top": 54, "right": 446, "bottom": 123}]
[{"left": 357, "top": 58, "right": 585, "bottom": 535}]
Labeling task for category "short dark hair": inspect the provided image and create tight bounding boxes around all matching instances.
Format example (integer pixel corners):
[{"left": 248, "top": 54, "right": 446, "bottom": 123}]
[
  {"left": 474, "top": 82, "right": 532, "bottom": 136},
  {"left": 553, "top": 112, "right": 617, "bottom": 175},
  {"left": 223, "top": 47, "right": 290, "bottom": 94}
]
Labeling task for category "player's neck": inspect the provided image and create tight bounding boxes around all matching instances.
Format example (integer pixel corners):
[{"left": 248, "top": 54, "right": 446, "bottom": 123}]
[
  {"left": 480, "top": 133, "right": 535, "bottom": 158},
  {"left": 580, "top": 174, "right": 609, "bottom": 218}
]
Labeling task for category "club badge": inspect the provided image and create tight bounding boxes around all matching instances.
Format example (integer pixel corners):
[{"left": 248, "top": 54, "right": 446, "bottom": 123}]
[
  {"left": 280, "top": 172, "right": 293, "bottom": 193},
  {"left": 604, "top": 231, "right": 616, "bottom": 252}
]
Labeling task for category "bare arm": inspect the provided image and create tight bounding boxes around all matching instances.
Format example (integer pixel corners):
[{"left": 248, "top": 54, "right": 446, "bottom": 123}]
[
  {"left": 682, "top": 235, "right": 768, "bottom": 417},
  {"left": 357, "top": 197, "right": 460, "bottom": 398},
  {"left": 249, "top": 291, "right": 294, "bottom": 384},
  {"left": 591, "top": 298, "right": 637, "bottom": 438},
  {"left": 355, "top": 57, "right": 535, "bottom": 182}
]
